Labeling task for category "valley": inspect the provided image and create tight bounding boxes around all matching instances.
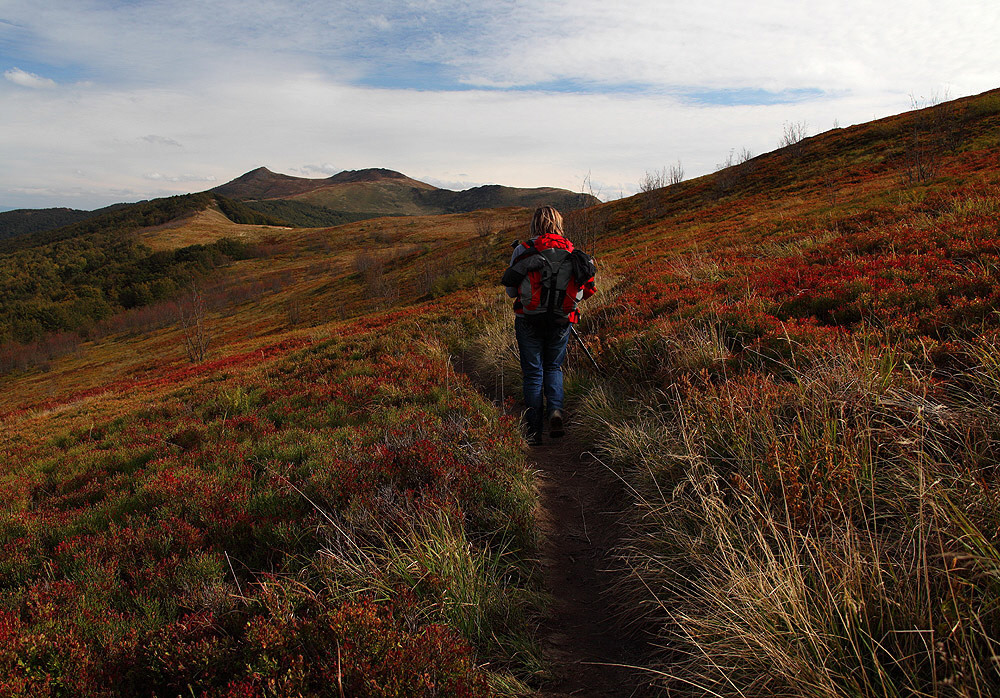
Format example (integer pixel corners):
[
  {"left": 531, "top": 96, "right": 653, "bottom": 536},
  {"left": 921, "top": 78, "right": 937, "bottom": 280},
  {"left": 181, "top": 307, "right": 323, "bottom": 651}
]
[{"left": 2, "top": 88, "right": 1000, "bottom": 696}]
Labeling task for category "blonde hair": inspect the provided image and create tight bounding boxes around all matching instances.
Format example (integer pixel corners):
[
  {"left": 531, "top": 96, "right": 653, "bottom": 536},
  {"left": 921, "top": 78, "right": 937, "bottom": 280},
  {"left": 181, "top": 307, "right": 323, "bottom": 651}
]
[{"left": 529, "top": 206, "right": 564, "bottom": 238}]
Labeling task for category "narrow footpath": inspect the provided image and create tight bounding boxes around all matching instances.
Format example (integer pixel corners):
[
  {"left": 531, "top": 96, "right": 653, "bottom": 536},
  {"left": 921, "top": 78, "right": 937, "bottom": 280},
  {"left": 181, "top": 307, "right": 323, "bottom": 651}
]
[{"left": 529, "top": 434, "right": 653, "bottom": 698}]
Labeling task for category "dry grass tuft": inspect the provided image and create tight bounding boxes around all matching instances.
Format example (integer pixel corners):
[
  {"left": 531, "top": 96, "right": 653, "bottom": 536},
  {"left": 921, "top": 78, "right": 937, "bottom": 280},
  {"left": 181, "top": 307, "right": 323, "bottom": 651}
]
[{"left": 578, "top": 335, "right": 1000, "bottom": 697}]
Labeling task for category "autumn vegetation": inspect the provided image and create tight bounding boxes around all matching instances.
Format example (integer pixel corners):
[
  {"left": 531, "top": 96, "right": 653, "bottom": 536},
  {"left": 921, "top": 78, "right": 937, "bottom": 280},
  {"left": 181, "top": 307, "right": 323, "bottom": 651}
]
[
  {"left": 2, "top": 87, "right": 1000, "bottom": 696},
  {"left": 579, "top": 89, "right": 1000, "bottom": 696},
  {"left": 482, "top": 88, "right": 1000, "bottom": 696}
]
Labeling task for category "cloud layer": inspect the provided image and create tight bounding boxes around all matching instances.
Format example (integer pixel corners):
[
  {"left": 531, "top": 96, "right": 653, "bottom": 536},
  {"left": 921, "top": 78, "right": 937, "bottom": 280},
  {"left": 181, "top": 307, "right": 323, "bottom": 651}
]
[
  {"left": 4, "top": 67, "right": 56, "bottom": 89},
  {"left": 1, "top": 1, "right": 997, "bottom": 209}
]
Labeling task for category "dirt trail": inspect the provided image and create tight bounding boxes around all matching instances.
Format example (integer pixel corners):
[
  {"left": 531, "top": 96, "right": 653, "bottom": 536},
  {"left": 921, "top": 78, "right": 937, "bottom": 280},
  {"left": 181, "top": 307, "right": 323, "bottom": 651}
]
[
  {"left": 529, "top": 434, "right": 653, "bottom": 698},
  {"left": 453, "top": 353, "right": 653, "bottom": 694}
]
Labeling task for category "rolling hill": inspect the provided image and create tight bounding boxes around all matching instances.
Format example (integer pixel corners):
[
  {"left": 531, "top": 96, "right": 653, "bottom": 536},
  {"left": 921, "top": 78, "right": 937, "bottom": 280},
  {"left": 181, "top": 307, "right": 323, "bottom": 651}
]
[
  {"left": 2, "top": 168, "right": 599, "bottom": 242},
  {"left": 212, "top": 166, "right": 600, "bottom": 224},
  {"left": 2, "top": 88, "right": 1000, "bottom": 696}
]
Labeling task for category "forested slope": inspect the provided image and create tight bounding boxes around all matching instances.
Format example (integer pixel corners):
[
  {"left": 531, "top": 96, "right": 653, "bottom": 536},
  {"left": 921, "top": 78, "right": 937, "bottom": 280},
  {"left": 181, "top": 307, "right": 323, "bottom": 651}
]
[
  {"left": 0, "top": 208, "right": 96, "bottom": 241},
  {"left": 0, "top": 193, "right": 290, "bottom": 347}
]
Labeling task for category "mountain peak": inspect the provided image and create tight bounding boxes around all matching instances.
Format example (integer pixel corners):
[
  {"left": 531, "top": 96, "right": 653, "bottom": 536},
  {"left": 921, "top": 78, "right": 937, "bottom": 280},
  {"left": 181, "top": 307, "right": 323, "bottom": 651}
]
[
  {"left": 235, "top": 167, "right": 288, "bottom": 180},
  {"left": 212, "top": 167, "right": 424, "bottom": 200},
  {"left": 327, "top": 168, "right": 412, "bottom": 184},
  {"left": 212, "top": 167, "right": 318, "bottom": 200},
  {"left": 209, "top": 165, "right": 598, "bottom": 216}
]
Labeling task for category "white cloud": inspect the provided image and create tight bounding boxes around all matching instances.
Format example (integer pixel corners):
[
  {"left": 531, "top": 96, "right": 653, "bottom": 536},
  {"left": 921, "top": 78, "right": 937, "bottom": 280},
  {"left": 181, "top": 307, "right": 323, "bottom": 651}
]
[
  {"left": 4, "top": 67, "right": 57, "bottom": 89},
  {"left": 442, "top": 0, "right": 1000, "bottom": 95},
  {"left": 143, "top": 173, "right": 217, "bottom": 183},
  {"left": 0, "top": 1, "right": 997, "bottom": 209},
  {"left": 294, "top": 163, "right": 343, "bottom": 176},
  {"left": 3, "top": 1, "right": 998, "bottom": 95},
  {"left": 0, "top": 71, "right": 910, "bottom": 209}
]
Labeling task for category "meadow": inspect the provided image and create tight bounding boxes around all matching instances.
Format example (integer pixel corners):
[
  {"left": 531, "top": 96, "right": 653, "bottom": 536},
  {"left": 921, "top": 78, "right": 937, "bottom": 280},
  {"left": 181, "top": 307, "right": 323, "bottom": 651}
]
[
  {"left": 2, "top": 88, "right": 1000, "bottom": 696},
  {"left": 553, "top": 88, "right": 1000, "bottom": 697},
  {"left": 0, "top": 208, "right": 544, "bottom": 696},
  {"left": 462, "top": 87, "right": 1000, "bottom": 696}
]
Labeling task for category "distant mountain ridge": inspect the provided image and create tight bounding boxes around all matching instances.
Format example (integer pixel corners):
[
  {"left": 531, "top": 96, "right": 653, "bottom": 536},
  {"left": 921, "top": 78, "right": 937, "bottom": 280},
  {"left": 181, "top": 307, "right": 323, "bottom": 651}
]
[
  {"left": 326, "top": 168, "right": 415, "bottom": 184},
  {"left": 0, "top": 192, "right": 285, "bottom": 255},
  {"left": 2, "top": 167, "right": 599, "bottom": 241},
  {"left": 211, "top": 167, "right": 599, "bottom": 223}
]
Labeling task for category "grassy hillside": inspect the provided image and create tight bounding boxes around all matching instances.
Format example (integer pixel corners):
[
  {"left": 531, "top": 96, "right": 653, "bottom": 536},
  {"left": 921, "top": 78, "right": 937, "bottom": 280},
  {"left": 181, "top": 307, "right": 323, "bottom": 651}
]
[
  {"left": 0, "top": 317, "right": 536, "bottom": 697},
  {"left": 0, "top": 206, "right": 540, "bottom": 696},
  {"left": 424, "top": 184, "right": 599, "bottom": 215},
  {"left": 287, "top": 179, "right": 442, "bottom": 216},
  {"left": 0, "top": 194, "right": 285, "bottom": 255},
  {"left": 240, "top": 199, "right": 374, "bottom": 228},
  {"left": 2, "top": 87, "right": 1000, "bottom": 696},
  {"left": 287, "top": 180, "right": 598, "bottom": 218},
  {"left": 535, "top": 87, "right": 1000, "bottom": 696}
]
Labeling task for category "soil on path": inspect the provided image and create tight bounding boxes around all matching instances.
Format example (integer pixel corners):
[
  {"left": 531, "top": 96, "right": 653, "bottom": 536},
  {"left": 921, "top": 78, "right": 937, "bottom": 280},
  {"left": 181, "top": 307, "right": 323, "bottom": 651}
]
[{"left": 529, "top": 434, "right": 653, "bottom": 698}]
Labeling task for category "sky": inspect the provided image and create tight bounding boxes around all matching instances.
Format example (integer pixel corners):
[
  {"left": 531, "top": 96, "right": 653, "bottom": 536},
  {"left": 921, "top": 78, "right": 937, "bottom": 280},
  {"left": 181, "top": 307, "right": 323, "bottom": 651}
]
[{"left": 0, "top": 0, "right": 997, "bottom": 211}]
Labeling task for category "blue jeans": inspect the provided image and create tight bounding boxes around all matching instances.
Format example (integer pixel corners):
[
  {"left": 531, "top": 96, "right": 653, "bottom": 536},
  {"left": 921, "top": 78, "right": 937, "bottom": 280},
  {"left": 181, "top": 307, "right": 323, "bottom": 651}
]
[{"left": 515, "top": 316, "right": 571, "bottom": 435}]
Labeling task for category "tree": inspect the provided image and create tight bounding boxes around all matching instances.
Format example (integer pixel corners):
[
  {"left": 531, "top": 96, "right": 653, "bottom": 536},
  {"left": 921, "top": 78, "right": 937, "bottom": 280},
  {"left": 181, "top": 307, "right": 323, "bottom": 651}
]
[
  {"left": 779, "top": 121, "right": 808, "bottom": 159},
  {"left": 472, "top": 214, "right": 498, "bottom": 265},
  {"left": 178, "top": 283, "right": 211, "bottom": 362},
  {"left": 353, "top": 252, "right": 397, "bottom": 308},
  {"left": 638, "top": 160, "right": 684, "bottom": 218},
  {"left": 714, "top": 148, "right": 755, "bottom": 196}
]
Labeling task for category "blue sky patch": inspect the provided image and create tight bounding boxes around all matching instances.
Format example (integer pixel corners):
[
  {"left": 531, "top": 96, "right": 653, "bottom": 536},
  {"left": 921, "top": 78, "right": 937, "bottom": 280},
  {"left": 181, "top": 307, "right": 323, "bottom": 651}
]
[
  {"left": 505, "top": 78, "right": 656, "bottom": 95},
  {"left": 356, "top": 67, "right": 657, "bottom": 95},
  {"left": 0, "top": 17, "right": 87, "bottom": 85},
  {"left": 681, "top": 87, "right": 826, "bottom": 106},
  {"left": 0, "top": 54, "right": 89, "bottom": 86},
  {"left": 355, "top": 61, "right": 465, "bottom": 92}
]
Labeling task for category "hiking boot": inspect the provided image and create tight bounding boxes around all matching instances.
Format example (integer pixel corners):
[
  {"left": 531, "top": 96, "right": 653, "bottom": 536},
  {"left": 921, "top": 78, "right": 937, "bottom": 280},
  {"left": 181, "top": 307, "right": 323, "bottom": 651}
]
[
  {"left": 549, "top": 410, "right": 565, "bottom": 438},
  {"left": 526, "top": 431, "right": 543, "bottom": 447}
]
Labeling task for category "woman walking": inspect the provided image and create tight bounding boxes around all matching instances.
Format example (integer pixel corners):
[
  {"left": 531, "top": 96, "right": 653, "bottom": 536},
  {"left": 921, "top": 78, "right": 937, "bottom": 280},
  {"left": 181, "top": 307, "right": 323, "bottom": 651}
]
[{"left": 502, "top": 206, "right": 597, "bottom": 445}]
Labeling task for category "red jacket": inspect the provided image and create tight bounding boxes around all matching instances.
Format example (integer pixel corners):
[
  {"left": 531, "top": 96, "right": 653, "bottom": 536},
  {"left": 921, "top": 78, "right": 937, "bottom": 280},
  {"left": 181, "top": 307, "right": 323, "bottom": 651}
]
[{"left": 506, "top": 233, "right": 596, "bottom": 322}]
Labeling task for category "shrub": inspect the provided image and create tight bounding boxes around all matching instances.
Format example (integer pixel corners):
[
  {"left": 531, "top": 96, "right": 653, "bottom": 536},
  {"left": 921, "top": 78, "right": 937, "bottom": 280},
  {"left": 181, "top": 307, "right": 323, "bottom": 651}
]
[{"left": 430, "top": 269, "right": 477, "bottom": 298}]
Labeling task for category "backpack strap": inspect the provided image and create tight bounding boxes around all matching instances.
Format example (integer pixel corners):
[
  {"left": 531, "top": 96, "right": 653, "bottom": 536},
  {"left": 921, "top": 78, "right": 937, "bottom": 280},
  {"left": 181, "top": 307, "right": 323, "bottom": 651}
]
[
  {"left": 569, "top": 249, "right": 596, "bottom": 283},
  {"left": 538, "top": 248, "right": 571, "bottom": 319}
]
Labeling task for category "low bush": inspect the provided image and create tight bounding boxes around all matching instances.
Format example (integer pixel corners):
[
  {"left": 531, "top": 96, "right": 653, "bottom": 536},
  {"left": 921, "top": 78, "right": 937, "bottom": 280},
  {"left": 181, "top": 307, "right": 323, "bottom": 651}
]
[{"left": 0, "top": 318, "right": 540, "bottom": 695}]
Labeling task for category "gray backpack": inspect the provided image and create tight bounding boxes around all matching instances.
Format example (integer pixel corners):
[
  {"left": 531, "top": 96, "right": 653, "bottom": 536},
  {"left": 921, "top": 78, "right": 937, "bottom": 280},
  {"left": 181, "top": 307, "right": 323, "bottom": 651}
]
[{"left": 502, "top": 246, "right": 591, "bottom": 323}]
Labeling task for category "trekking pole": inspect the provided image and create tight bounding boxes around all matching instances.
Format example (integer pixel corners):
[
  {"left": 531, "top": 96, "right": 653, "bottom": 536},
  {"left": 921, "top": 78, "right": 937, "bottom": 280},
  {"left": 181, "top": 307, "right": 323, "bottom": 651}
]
[{"left": 570, "top": 325, "right": 601, "bottom": 372}]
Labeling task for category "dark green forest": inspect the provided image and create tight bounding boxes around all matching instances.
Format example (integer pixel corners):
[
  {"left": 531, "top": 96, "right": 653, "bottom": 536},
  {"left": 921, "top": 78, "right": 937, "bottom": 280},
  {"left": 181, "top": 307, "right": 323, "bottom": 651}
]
[
  {"left": 0, "top": 208, "right": 97, "bottom": 241},
  {"left": 0, "top": 194, "right": 283, "bottom": 345}
]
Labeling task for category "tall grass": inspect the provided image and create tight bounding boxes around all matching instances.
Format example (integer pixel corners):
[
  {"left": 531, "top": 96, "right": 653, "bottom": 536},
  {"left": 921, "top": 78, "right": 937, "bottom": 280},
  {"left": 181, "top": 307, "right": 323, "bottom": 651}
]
[
  {"left": 577, "top": 333, "right": 1000, "bottom": 697},
  {"left": 451, "top": 256, "right": 1000, "bottom": 696},
  {"left": 316, "top": 505, "right": 544, "bottom": 693},
  {"left": 449, "top": 290, "right": 525, "bottom": 405}
]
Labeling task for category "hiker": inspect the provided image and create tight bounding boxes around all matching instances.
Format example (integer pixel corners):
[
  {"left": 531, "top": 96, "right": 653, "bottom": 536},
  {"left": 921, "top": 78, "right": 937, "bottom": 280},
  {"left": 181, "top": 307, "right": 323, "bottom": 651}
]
[{"left": 501, "top": 206, "right": 596, "bottom": 445}]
